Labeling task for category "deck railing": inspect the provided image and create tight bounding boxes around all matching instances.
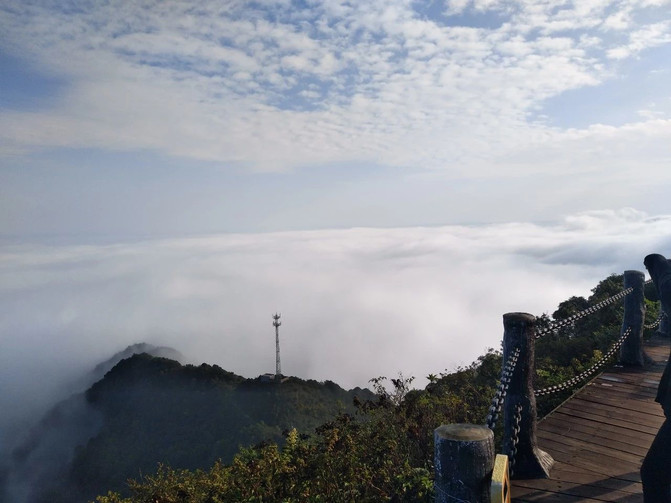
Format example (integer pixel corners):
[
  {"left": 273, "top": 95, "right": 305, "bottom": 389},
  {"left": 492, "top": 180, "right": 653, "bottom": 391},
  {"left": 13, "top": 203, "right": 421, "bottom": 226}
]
[{"left": 434, "top": 269, "right": 665, "bottom": 502}]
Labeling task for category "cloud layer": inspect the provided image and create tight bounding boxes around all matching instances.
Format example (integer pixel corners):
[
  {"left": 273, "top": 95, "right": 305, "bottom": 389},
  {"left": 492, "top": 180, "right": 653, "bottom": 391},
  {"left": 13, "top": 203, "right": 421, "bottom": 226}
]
[
  {"left": 1, "top": 0, "right": 670, "bottom": 178},
  {"left": 2, "top": 208, "right": 670, "bottom": 448}
]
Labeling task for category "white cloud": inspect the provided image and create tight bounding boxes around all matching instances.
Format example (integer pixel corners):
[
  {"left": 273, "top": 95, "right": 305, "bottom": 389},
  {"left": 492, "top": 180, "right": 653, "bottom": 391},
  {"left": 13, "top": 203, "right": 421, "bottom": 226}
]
[
  {"left": 2, "top": 209, "right": 670, "bottom": 437},
  {"left": 607, "top": 20, "right": 671, "bottom": 59},
  {"left": 444, "top": 0, "right": 472, "bottom": 16},
  {"left": 1, "top": 0, "right": 669, "bottom": 177},
  {"left": 602, "top": 9, "right": 633, "bottom": 31},
  {"left": 638, "top": 108, "right": 667, "bottom": 119}
]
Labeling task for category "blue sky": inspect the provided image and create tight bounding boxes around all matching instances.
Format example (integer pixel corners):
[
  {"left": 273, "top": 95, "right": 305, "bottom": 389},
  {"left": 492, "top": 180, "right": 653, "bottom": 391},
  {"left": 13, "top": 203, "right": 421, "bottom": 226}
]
[{"left": 1, "top": 0, "right": 670, "bottom": 239}]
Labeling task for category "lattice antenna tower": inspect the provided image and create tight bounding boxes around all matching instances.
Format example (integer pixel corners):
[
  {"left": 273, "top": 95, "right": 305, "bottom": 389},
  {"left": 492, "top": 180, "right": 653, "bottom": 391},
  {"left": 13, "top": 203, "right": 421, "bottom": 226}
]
[{"left": 273, "top": 313, "right": 282, "bottom": 377}]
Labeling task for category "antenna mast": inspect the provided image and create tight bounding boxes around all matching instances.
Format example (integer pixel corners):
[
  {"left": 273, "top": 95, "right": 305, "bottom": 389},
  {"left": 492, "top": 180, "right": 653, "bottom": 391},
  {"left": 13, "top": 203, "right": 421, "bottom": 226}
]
[{"left": 273, "top": 313, "right": 282, "bottom": 378}]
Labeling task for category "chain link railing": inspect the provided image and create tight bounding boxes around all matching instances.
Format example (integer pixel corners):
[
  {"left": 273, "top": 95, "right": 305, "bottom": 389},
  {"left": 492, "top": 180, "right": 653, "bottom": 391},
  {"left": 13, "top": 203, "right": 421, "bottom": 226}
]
[
  {"left": 437, "top": 276, "right": 658, "bottom": 494},
  {"left": 433, "top": 485, "right": 470, "bottom": 503},
  {"left": 485, "top": 347, "right": 520, "bottom": 430},
  {"left": 535, "top": 288, "right": 634, "bottom": 340},
  {"left": 498, "top": 280, "right": 652, "bottom": 478},
  {"left": 534, "top": 326, "right": 633, "bottom": 397},
  {"left": 644, "top": 312, "right": 666, "bottom": 330},
  {"left": 507, "top": 403, "right": 522, "bottom": 478}
]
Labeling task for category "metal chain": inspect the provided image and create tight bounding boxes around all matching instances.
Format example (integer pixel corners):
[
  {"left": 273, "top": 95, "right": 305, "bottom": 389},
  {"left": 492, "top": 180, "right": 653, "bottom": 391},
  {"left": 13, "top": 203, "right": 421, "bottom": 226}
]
[
  {"left": 433, "top": 485, "right": 470, "bottom": 503},
  {"left": 536, "top": 287, "right": 633, "bottom": 340},
  {"left": 498, "top": 280, "right": 652, "bottom": 482},
  {"left": 644, "top": 312, "right": 666, "bottom": 330},
  {"left": 508, "top": 403, "right": 523, "bottom": 478},
  {"left": 486, "top": 347, "right": 520, "bottom": 430},
  {"left": 534, "top": 326, "right": 633, "bottom": 396}
]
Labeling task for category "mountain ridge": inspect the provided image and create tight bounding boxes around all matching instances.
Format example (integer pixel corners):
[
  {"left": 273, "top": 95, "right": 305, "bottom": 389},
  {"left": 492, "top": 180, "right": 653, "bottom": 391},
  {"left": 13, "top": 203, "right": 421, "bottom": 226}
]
[{"left": 2, "top": 349, "right": 375, "bottom": 503}]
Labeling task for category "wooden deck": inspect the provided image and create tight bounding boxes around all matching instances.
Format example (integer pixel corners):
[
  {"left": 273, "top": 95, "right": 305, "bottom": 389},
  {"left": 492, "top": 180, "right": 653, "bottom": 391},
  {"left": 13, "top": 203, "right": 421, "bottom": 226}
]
[{"left": 512, "top": 335, "right": 670, "bottom": 502}]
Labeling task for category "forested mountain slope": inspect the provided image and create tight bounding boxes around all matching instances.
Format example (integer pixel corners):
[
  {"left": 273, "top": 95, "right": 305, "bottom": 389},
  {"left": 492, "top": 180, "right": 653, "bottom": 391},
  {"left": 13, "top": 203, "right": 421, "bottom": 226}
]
[{"left": 2, "top": 353, "right": 373, "bottom": 503}]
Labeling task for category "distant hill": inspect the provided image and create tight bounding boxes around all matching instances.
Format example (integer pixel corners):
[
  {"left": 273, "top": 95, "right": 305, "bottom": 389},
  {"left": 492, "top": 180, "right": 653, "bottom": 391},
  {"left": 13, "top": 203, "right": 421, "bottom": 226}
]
[
  {"left": 1, "top": 343, "right": 185, "bottom": 503},
  {"left": 88, "top": 343, "right": 185, "bottom": 384},
  {"left": 69, "top": 343, "right": 185, "bottom": 395},
  {"left": 2, "top": 352, "right": 374, "bottom": 503}
]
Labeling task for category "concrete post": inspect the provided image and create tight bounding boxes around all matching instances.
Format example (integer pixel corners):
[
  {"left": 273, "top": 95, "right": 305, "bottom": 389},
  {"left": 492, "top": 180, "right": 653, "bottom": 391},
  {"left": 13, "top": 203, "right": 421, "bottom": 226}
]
[
  {"left": 434, "top": 424, "right": 494, "bottom": 503},
  {"left": 502, "top": 313, "right": 553, "bottom": 479},
  {"left": 619, "top": 270, "right": 648, "bottom": 366}
]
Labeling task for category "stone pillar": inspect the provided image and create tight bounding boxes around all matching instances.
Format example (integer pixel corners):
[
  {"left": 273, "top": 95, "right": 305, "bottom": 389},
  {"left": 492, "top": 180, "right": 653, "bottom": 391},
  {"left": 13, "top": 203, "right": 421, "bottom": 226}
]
[
  {"left": 502, "top": 313, "right": 553, "bottom": 479},
  {"left": 434, "top": 424, "right": 494, "bottom": 503},
  {"left": 619, "top": 270, "right": 648, "bottom": 366}
]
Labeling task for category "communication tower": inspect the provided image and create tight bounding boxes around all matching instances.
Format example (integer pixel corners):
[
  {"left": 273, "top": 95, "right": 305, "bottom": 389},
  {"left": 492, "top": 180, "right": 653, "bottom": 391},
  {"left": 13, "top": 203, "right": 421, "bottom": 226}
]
[{"left": 273, "top": 313, "right": 282, "bottom": 378}]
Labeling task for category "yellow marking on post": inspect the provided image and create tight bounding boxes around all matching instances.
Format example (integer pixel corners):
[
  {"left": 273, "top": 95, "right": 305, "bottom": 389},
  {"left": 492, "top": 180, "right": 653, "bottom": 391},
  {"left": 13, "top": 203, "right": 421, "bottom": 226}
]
[{"left": 491, "top": 454, "right": 511, "bottom": 503}]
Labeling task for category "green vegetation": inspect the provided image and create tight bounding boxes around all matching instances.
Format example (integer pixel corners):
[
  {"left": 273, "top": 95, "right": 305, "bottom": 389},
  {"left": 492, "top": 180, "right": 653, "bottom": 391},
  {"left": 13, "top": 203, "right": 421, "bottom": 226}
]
[
  {"left": 26, "top": 356, "right": 375, "bottom": 503},
  {"left": 534, "top": 274, "right": 660, "bottom": 416},
  {"left": 27, "top": 274, "right": 662, "bottom": 503},
  {"left": 93, "top": 362, "right": 501, "bottom": 503}
]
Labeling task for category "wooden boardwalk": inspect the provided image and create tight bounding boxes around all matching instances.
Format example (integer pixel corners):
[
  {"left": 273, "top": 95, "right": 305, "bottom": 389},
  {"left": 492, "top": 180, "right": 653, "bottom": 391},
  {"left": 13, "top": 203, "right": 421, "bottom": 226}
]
[{"left": 512, "top": 336, "right": 670, "bottom": 502}]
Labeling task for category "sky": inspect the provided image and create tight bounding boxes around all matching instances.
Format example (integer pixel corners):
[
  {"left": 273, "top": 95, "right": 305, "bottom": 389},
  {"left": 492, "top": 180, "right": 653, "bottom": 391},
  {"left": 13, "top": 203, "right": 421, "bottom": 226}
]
[
  {"left": 1, "top": 0, "right": 670, "bottom": 237},
  {"left": 1, "top": 0, "right": 671, "bottom": 449}
]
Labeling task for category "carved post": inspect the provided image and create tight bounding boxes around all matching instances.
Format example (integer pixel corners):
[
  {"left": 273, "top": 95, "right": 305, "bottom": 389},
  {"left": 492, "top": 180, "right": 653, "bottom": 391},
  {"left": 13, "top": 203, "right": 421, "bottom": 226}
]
[
  {"left": 502, "top": 313, "right": 553, "bottom": 479},
  {"left": 619, "top": 270, "right": 648, "bottom": 366},
  {"left": 434, "top": 424, "right": 494, "bottom": 502}
]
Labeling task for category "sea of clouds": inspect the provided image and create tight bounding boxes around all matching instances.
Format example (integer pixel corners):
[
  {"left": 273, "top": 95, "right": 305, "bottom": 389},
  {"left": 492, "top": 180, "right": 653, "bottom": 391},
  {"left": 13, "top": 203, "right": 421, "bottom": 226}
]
[{"left": 1, "top": 208, "right": 670, "bottom": 445}]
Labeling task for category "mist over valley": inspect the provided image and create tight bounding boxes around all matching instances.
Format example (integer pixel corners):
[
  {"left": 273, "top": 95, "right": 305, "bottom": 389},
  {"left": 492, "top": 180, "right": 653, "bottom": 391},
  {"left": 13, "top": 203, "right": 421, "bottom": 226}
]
[{"left": 2, "top": 209, "right": 671, "bottom": 500}]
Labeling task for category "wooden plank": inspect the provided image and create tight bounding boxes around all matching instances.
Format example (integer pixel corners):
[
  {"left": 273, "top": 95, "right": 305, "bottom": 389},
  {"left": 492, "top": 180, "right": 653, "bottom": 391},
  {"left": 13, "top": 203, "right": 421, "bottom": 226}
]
[
  {"left": 534, "top": 436, "right": 644, "bottom": 476},
  {"left": 562, "top": 398, "right": 665, "bottom": 426},
  {"left": 542, "top": 407, "right": 658, "bottom": 438},
  {"left": 512, "top": 472, "right": 644, "bottom": 503},
  {"left": 512, "top": 489, "right": 642, "bottom": 503},
  {"left": 577, "top": 388, "right": 665, "bottom": 416},
  {"left": 531, "top": 464, "right": 643, "bottom": 494},
  {"left": 511, "top": 335, "right": 669, "bottom": 502},
  {"left": 596, "top": 371, "right": 659, "bottom": 384},
  {"left": 512, "top": 491, "right": 609, "bottom": 503},
  {"left": 589, "top": 379, "right": 658, "bottom": 395},
  {"left": 545, "top": 405, "right": 660, "bottom": 436},
  {"left": 536, "top": 458, "right": 640, "bottom": 485},
  {"left": 597, "top": 371, "right": 664, "bottom": 381},
  {"left": 513, "top": 478, "right": 643, "bottom": 502},
  {"left": 591, "top": 376, "right": 659, "bottom": 388},
  {"left": 579, "top": 386, "right": 664, "bottom": 411},
  {"left": 553, "top": 397, "right": 662, "bottom": 428},
  {"left": 537, "top": 426, "right": 650, "bottom": 458},
  {"left": 540, "top": 414, "right": 656, "bottom": 452}
]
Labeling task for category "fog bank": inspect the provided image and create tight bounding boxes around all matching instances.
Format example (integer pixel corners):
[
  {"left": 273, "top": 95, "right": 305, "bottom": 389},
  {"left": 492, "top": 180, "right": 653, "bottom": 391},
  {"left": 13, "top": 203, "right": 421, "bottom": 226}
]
[{"left": 1, "top": 208, "right": 670, "bottom": 444}]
